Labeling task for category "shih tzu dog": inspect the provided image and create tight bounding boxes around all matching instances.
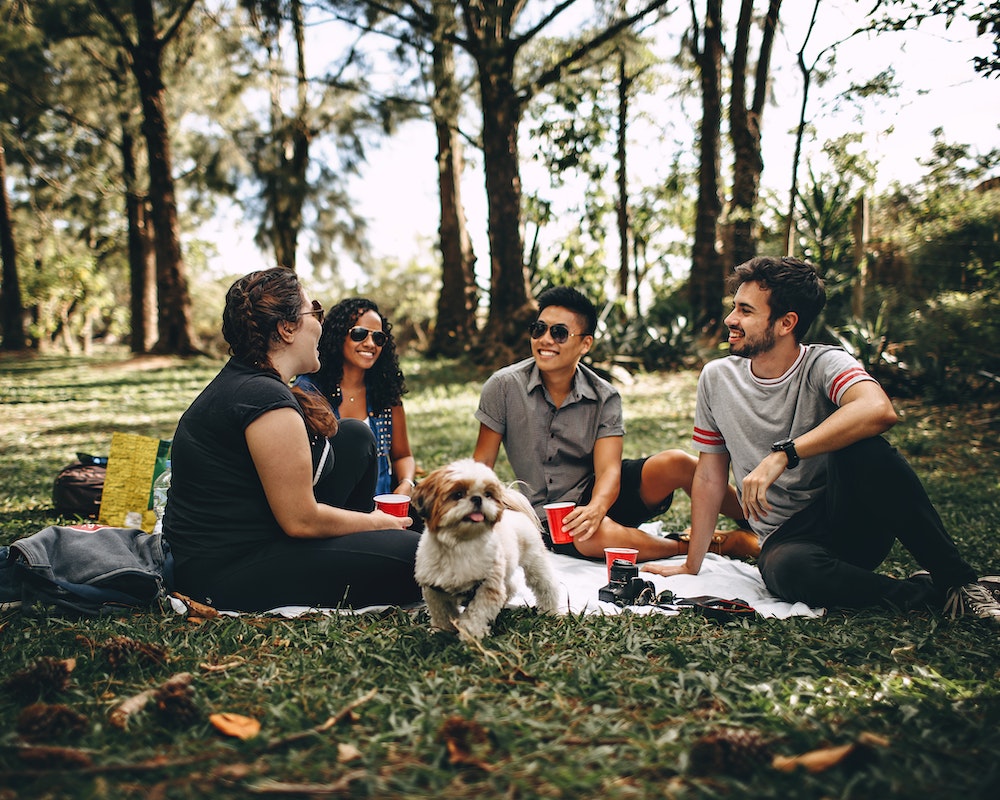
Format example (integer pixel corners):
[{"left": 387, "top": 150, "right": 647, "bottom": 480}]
[{"left": 412, "top": 459, "right": 561, "bottom": 640}]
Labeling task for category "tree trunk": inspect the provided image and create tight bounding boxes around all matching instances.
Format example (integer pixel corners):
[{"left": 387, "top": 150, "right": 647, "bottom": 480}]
[
  {"left": 851, "top": 193, "right": 869, "bottom": 317},
  {"left": 0, "top": 139, "right": 28, "bottom": 351},
  {"left": 122, "top": 121, "right": 157, "bottom": 354},
  {"left": 429, "top": 0, "right": 478, "bottom": 357},
  {"left": 729, "top": 0, "right": 782, "bottom": 268},
  {"left": 783, "top": 0, "right": 822, "bottom": 256},
  {"left": 615, "top": 46, "right": 631, "bottom": 314},
  {"left": 476, "top": 47, "right": 534, "bottom": 357},
  {"left": 269, "top": 0, "right": 309, "bottom": 270},
  {"left": 689, "top": 0, "right": 725, "bottom": 335},
  {"left": 130, "top": 0, "right": 198, "bottom": 355}
]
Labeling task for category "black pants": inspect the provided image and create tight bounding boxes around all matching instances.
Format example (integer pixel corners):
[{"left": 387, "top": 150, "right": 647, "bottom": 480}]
[
  {"left": 177, "top": 419, "right": 421, "bottom": 611},
  {"left": 757, "top": 437, "right": 976, "bottom": 611}
]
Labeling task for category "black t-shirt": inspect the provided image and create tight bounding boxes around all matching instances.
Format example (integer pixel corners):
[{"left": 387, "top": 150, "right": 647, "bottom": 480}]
[{"left": 164, "top": 359, "right": 304, "bottom": 567}]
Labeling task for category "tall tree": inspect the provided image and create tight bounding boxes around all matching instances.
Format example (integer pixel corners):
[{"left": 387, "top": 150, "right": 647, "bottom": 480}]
[
  {"left": 727, "top": 0, "right": 781, "bottom": 267},
  {"left": 429, "top": 0, "right": 479, "bottom": 356},
  {"left": 88, "top": 0, "right": 200, "bottom": 354},
  {"left": 0, "top": 138, "right": 26, "bottom": 350},
  {"left": 241, "top": 0, "right": 311, "bottom": 269},
  {"left": 687, "top": 0, "right": 725, "bottom": 335},
  {"left": 455, "top": 0, "right": 671, "bottom": 355}
]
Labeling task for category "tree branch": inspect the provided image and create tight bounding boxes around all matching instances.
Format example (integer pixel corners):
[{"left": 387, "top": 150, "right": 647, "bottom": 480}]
[{"left": 525, "top": 0, "right": 672, "bottom": 100}]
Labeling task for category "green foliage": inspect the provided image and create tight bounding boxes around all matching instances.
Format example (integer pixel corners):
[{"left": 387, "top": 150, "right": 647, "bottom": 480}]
[{"left": 902, "top": 290, "right": 1000, "bottom": 399}]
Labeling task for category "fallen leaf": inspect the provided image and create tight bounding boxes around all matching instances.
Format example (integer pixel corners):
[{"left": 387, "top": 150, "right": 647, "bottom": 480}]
[
  {"left": 171, "top": 592, "right": 219, "bottom": 619},
  {"left": 210, "top": 712, "right": 261, "bottom": 740},
  {"left": 772, "top": 742, "right": 859, "bottom": 773},
  {"left": 337, "top": 742, "right": 362, "bottom": 763}
]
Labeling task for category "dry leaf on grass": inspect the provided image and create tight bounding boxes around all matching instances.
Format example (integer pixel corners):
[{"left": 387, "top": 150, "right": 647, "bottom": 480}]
[
  {"left": 337, "top": 742, "right": 362, "bottom": 763},
  {"left": 210, "top": 712, "right": 261, "bottom": 740},
  {"left": 772, "top": 733, "right": 887, "bottom": 774},
  {"left": 170, "top": 592, "right": 220, "bottom": 619}
]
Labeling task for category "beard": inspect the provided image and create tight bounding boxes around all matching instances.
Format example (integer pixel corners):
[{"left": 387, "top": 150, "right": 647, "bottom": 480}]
[{"left": 728, "top": 323, "right": 776, "bottom": 359}]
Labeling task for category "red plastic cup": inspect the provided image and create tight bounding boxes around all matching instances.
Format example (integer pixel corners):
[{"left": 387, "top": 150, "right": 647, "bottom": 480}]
[
  {"left": 604, "top": 547, "right": 639, "bottom": 581},
  {"left": 374, "top": 493, "right": 410, "bottom": 518},
  {"left": 544, "top": 502, "right": 576, "bottom": 544}
]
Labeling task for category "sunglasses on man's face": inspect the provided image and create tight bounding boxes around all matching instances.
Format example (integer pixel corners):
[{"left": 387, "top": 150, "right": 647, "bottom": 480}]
[
  {"left": 300, "top": 300, "right": 325, "bottom": 324},
  {"left": 528, "top": 320, "right": 589, "bottom": 344},
  {"left": 349, "top": 326, "right": 388, "bottom": 347}
]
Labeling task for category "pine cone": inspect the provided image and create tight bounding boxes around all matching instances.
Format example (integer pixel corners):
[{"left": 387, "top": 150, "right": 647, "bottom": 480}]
[
  {"left": 100, "top": 636, "right": 168, "bottom": 668},
  {"left": 3, "top": 657, "right": 75, "bottom": 699},
  {"left": 689, "top": 727, "right": 773, "bottom": 778},
  {"left": 16, "top": 703, "right": 89, "bottom": 742},
  {"left": 153, "top": 681, "right": 201, "bottom": 728}
]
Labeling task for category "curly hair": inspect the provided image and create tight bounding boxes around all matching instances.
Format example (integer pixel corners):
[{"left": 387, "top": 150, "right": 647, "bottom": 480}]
[
  {"left": 222, "top": 267, "right": 337, "bottom": 437},
  {"left": 311, "top": 298, "right": 407, "bottom": 413}
]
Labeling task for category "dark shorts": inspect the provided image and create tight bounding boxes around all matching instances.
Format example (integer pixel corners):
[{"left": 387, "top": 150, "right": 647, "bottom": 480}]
[{"left": 544, "top": 457, "right": 674, "bottom": 558}]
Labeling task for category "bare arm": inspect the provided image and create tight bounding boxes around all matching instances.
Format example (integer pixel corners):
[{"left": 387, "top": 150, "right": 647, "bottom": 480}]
[
  {"left": 388, "top": 403, "right": 417, "bottom": 496},
  {"left": 643, "top": 451, "right": 731, "bottom": 577},
  {"left": 473, "top": 423, "right": 503, "bottom": 468},
  {"left": 246, "top": 408, "right": 410, "bottom": 536},
  {"left": 741, "top": 380, "right": 896, "bottom": 521},
  {"left": 564, "top": 435, "right": 622, "bottom": 542}
]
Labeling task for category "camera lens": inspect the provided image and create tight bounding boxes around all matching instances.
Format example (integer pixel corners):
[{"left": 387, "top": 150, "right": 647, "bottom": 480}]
[{"left": 609, "top": 560, "right": 639, "bottom": 582}]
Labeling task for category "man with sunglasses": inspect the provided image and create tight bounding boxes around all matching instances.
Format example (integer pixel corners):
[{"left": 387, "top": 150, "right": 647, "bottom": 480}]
[{"left": 473, "top": 286, "right": 749, "bottom": 561}]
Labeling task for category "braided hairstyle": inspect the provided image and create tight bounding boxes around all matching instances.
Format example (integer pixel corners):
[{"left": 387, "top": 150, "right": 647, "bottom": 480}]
[
  {"left": 312, "top": 297, "right": 407, "bottom": 413},
  {"left": 222, "top": 267, "right": 338, "bottom": 437}
]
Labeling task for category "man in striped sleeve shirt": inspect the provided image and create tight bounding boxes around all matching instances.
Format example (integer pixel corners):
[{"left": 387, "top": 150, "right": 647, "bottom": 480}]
[{"left": 644, "top": 256, "right": 1000, "bottom": 623}]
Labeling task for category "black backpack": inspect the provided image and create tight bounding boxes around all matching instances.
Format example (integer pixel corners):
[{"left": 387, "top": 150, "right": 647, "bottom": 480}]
[{"left": 52, "top": 453, "right": 107, "bottom": 519}]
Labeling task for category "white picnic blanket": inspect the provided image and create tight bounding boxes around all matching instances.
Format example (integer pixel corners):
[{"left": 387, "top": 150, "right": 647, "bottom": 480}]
[
  {"left": 168, "top": 544, "right": 824, "bottom": 620},
  {"left": 519, "top": 550, "right": 824, "bottom": 619}
]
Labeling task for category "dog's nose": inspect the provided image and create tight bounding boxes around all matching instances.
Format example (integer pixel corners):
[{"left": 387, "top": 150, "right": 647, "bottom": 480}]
[{"left": 471, "top": 495, "right": 482, "bottom": 508}]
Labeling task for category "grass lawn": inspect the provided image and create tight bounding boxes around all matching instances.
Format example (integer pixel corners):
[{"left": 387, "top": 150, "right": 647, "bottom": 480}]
[{"left": 1, "top": 350, "right": 999, "bottom": 799}]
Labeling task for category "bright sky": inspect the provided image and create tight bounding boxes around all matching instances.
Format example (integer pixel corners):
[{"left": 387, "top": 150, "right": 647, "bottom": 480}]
[{"left": 199, "top": 1, "right": 999, "bottom": 288}]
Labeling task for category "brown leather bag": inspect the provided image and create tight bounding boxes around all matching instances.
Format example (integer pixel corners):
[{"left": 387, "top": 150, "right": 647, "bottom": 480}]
[{"left": 52, "top": 455, "right": 107, "bottom": 519}]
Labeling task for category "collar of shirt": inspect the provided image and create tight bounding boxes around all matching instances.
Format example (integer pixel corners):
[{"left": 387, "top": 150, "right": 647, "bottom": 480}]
[{"left": 525, "top": 361, "right": 601, "bottom": 408}]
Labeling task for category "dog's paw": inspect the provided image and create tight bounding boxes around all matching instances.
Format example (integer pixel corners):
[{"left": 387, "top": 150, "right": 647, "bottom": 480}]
[{"left": 456, "top": 620, "right": 489, "bottom": 642}]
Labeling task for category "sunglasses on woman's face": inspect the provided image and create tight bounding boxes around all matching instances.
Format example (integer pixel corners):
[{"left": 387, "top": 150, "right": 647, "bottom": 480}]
[
  {"left": 349, "top": 326, "right": 387, "bottom": 347},
  {"left": 299, "top": 300, "right": 325, "bottom": 324},
  {"left": 528, "top": 320, "right": 588, "bottom": 344}
]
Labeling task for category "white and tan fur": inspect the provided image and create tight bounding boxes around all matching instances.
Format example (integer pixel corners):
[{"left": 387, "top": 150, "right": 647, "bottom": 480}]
[{"left": 412, "top": 459, "right": 560, "bottom": 640}]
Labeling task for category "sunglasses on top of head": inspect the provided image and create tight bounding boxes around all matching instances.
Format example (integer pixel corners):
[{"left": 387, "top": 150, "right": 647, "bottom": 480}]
[
  {"left": 349, "top": 326, "right": 388, "bottom": 347},
  {"left": 299, "top": 300, "right": 325, "bottom": 324},
  {"left": 528, "top": 320, "right": 589, "bottom": 344}
]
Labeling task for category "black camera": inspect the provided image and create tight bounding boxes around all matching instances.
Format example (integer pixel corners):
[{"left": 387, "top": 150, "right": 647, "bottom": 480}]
[{"left": 598, "top": 559, "right": 656, "bottom": 606}]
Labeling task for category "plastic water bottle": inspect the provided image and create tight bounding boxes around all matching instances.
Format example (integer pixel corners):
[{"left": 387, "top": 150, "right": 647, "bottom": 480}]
[{"left": 152, "top": 461, "right": 171, "bottom": 534}]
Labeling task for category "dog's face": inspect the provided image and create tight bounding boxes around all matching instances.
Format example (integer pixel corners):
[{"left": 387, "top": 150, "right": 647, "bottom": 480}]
[{"left": 412, "top": 459, "right": 507, "bottom": 540}]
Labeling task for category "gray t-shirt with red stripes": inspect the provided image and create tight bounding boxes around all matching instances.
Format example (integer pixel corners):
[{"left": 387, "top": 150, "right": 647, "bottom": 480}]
[{"left": 692, "top": 344, "right": 875, "bottom": 537}]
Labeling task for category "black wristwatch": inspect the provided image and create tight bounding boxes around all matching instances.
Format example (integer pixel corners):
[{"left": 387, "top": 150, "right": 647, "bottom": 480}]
[{"left": 771, "top": 438, "right": 800, "bottom": 469}]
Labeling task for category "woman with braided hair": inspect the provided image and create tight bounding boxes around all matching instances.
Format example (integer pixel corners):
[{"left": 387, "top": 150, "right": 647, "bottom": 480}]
[{"left": 164, "top": 267, "right": 422, "bottom": 612}]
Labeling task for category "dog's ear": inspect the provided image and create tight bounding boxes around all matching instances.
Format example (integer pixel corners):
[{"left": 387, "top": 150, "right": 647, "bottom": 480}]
[{"left": 410, "top": 470, "right": 437, "bottom": 519}]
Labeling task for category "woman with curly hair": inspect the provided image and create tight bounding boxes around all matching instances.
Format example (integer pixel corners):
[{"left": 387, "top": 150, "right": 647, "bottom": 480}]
[
  {"left": 297, "top": 298, "right": 416, "bottom": 499},
  {"left": 164, "top": 268, "right": 421, "bottom": 612}
]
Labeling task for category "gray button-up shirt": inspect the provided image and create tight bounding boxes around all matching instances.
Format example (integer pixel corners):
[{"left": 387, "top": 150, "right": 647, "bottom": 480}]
[{"left": 475, "top": 358, "right": 624, "bottom": 520}]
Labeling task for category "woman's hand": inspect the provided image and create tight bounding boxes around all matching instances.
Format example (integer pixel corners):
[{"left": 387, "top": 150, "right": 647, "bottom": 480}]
[{"left": 370, "top": 509, "right": 412, "bottom": 530}]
